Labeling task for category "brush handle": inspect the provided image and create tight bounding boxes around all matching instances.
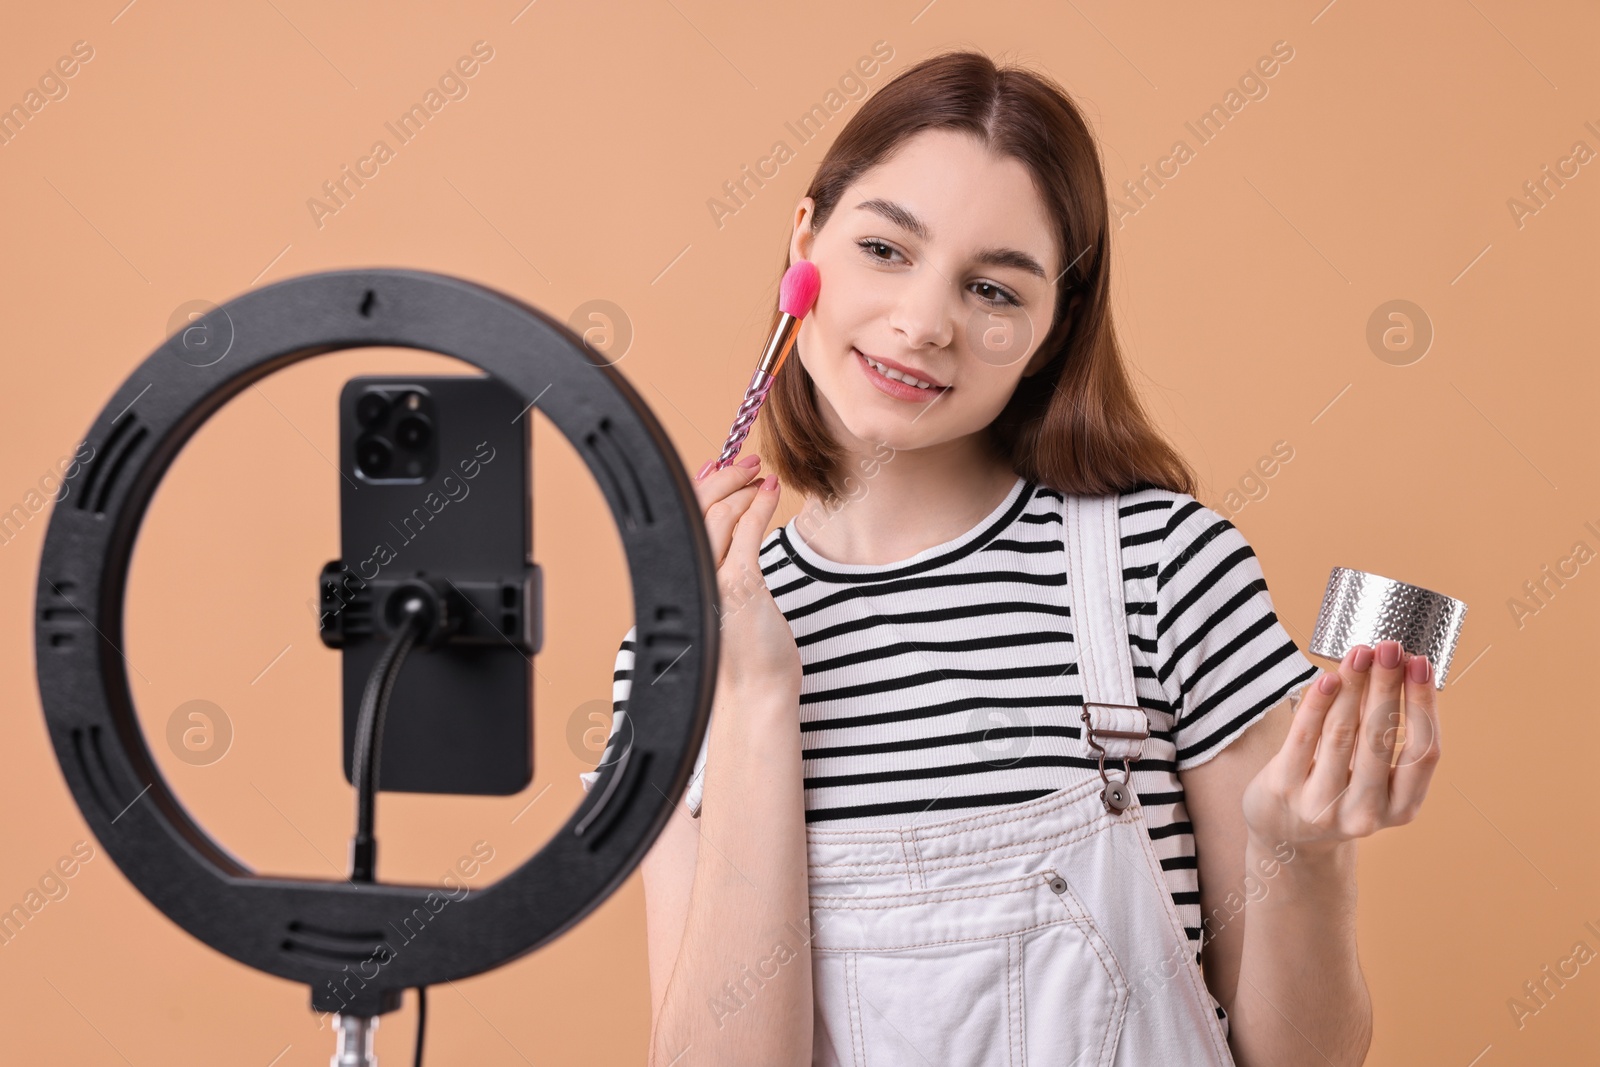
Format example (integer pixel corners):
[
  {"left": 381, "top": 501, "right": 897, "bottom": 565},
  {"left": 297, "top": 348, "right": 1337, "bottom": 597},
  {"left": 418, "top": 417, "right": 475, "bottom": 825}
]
[
  {"left": 713, "top": 310, "right": 802, "bottom": 472},
  {"left": 715, "top": 367, "right": 774, "bottom": 470}
]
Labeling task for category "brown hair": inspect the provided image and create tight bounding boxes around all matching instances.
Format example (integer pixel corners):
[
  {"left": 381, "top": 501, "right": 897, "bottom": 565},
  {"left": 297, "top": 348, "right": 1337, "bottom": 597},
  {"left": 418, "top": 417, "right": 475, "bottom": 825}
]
[{"left": 758, "top": 49, "right": 1197, "bottom": 504}]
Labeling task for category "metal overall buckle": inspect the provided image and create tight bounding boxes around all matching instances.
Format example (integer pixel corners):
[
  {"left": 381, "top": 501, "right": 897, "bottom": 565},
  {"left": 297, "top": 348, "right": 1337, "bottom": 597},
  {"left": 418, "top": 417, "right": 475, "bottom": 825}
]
[{"left": 1080, "top": 701, "right": 1149, "bottom": 814}]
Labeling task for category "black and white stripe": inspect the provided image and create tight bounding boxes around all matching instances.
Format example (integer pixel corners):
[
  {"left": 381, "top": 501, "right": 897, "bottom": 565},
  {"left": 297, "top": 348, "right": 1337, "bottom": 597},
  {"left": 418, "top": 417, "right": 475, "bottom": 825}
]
[{"left": 584, "top": 476, "right": 1320, "bottom": 973}]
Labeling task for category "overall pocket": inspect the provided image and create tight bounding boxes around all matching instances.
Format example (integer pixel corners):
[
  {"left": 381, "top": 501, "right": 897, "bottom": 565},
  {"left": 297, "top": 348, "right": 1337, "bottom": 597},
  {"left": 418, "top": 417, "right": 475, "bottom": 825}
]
[{"left": 809, "top": 868, "right": 1130, "bottom": 1067}]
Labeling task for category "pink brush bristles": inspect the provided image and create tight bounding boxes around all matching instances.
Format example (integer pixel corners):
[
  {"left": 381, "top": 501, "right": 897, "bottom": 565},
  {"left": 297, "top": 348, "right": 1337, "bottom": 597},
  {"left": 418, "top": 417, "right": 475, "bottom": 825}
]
[{"left": 778, "top": 260, "right": 821, "bottom": 318}]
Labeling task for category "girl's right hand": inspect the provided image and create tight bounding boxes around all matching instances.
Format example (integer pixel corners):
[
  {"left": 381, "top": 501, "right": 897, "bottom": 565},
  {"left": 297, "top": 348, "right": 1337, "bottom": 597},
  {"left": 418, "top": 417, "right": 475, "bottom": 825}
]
[{"left": 693, "top": 454, "right": 802, "bottom": 697}]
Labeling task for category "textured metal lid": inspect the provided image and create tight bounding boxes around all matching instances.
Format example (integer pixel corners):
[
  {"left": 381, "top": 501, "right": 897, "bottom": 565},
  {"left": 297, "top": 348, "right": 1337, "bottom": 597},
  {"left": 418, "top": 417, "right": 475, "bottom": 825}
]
[{"left": 1309, "top": 567, "right": 1468, "bottom": 689}]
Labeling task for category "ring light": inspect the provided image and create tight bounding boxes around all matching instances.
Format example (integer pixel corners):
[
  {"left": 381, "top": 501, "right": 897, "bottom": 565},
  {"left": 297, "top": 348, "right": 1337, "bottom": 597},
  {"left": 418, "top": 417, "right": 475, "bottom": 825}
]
[{"left": 32, "top": 267, "right": 719, "bottom": 1019}]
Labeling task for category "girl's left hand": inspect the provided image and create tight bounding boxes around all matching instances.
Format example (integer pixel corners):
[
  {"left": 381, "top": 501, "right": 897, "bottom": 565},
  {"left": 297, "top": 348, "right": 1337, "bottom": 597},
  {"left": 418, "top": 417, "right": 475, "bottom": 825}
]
[{"left": 1242, "top": 640, "right": 1442, "bottom": 854}]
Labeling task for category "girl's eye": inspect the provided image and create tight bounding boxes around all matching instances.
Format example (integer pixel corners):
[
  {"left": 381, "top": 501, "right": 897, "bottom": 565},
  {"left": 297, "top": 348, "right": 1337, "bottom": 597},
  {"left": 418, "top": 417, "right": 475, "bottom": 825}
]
[
  {"left": 858, "top": 238, "right": 902, "bottom": 263},
  {"left": 972, "top": 281, "right": 1021, "bottom": 308},
  {"left": 856, "top": 238, "right": 1021, "bottom": 308}
]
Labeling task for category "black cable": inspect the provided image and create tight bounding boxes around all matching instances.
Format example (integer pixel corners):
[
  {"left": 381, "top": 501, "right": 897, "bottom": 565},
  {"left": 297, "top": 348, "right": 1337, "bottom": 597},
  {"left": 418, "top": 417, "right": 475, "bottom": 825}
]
[
  {"left": 414, "top": 985, "right": 427, "bottom": 1067},
  {"left": 349, "top": 594, "right": 429, "bottom": 883}
]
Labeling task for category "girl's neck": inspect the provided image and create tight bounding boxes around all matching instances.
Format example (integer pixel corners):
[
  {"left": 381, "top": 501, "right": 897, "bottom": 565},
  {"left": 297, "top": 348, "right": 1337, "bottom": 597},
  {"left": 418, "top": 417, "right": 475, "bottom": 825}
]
[{"left": 791, "top": 438, "right": 1018, "bottom": 567}]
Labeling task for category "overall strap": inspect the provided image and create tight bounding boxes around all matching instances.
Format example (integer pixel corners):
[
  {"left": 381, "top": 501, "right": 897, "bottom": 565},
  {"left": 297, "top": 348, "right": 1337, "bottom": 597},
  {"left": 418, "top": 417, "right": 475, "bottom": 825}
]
[{"left": 1064, "top": 493, "right": 1149, "bottom": 811}]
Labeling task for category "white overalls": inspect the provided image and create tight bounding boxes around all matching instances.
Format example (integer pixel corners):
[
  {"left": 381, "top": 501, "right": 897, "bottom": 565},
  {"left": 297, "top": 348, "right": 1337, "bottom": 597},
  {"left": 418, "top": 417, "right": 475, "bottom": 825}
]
[{"left": 799, "top": 493, "right": 1237, "bottom": 1066}]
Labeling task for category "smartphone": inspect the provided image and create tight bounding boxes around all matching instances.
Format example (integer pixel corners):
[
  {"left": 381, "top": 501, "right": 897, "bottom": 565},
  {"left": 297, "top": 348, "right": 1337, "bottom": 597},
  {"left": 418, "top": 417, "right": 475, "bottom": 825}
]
[{"left": 317, "top": 374, "right": 538, "bottom": 796}]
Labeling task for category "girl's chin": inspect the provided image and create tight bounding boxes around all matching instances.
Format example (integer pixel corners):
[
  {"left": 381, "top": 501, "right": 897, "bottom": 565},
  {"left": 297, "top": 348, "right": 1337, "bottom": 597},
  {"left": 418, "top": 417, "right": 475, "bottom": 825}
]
[
  {"left": 826, "top": 406, "right": 925, "bottom": 453},
  {"left": 810, "top": 365, "right": 945, "bottom": 447}
]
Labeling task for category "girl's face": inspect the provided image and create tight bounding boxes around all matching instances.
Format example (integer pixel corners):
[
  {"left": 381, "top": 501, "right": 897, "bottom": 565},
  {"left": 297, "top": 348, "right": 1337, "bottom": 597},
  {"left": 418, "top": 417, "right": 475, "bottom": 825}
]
[{"left": 788, "top": 128, "right": 1065, "bottom": 456}]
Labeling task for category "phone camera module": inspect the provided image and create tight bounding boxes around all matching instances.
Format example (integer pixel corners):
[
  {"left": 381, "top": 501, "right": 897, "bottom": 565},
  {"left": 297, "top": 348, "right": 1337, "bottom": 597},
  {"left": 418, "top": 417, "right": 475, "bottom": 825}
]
[
  {"left": 348, "top": 383, "right": 436, "bottom": 483},
  {"left": 355, "top": 434, "right": 393, "bottom": 478}
]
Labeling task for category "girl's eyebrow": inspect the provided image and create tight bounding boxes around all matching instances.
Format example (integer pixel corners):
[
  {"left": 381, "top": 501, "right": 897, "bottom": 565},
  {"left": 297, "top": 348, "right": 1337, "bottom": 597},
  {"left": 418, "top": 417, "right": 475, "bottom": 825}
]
[{"left": 853, "top": 197, "right": 1049, "bottom": 280}]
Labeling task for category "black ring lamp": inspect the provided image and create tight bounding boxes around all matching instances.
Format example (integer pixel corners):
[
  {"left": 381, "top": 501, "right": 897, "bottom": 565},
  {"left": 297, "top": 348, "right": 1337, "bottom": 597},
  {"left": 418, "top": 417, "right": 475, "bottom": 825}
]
[{"left": 32, "top": 268, "right": 718, "bottom": 1027}]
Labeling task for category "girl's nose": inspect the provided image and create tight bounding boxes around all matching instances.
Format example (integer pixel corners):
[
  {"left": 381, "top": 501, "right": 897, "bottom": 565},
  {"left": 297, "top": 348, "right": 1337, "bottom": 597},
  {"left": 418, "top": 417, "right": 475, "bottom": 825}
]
[{"left": 888, "top": 268, "right": 958, "bottom": 350}]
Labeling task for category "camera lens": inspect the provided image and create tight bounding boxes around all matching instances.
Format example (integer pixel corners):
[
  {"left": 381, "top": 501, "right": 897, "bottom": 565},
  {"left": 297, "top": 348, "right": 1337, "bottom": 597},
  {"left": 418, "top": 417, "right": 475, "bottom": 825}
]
[
  {"left": 356, "top": 393, "right": 389, "bottom": 427},
  {"left": 355, "top": 434, "right": 393, "bottom": 477},
  {"left": 395, "top": 414, "right": 431, "bottom": 450}
]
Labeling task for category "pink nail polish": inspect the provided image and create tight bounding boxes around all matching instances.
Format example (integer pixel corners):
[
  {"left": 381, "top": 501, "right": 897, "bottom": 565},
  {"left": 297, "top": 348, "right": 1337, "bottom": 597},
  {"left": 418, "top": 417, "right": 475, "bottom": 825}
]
[
  {"left": 761, "top": 475, "right": 778, "bottom": 491},
  {"left": 695, "top": 459, "right": 714, "bottom": 481},
  {"left": 1352, "top": 645, "right": 1374, "bottom": 672},
  {"left": 1408, "top": 654, "right": 1429, "bottom": 684},
  {"left": 737, "top": 453, "right": 762, "bottom": 468},
  {"left": 1377, "top": 640, "right": 1402, "bottom": 669}
]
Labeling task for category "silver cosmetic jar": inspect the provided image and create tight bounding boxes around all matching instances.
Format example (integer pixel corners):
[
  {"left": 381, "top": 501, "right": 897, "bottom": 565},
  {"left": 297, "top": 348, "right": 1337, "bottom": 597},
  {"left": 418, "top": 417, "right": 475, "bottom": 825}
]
[{"left": 1309, "top": 567, "right": 1468, "bottom": 689}]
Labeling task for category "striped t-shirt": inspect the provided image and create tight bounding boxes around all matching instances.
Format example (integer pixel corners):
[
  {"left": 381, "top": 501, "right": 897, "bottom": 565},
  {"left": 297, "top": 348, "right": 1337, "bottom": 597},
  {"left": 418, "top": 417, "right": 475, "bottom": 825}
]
[{"left": 581, "top": 475, "right": 1321, "bottom": 977}]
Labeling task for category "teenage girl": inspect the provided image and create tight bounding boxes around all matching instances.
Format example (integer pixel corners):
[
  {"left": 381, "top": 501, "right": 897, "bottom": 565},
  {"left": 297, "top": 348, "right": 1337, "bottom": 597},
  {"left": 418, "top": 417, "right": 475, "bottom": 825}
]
[{"left": 581, "top": 49, "right": 1442, "bottom": 1067}]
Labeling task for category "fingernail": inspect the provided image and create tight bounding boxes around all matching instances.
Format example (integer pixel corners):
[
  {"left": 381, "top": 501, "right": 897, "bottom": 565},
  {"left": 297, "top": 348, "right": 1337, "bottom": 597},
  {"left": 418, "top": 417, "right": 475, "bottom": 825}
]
[
  {"left": 737, "top": 453, "right": 762, "bottom": 469},
  {"left": 761, "top": 474, "right": 778, "bottom": 491},
  {"left": 695, "top": 459, "right": 714, "bottom": 481},
  {"left": 1408, "top": 654, "right": 1429, "bottom": 684},
  {"left": 1317, "top": 672, "right": 1340, "bottom": 695},
  {"left": 1352, "top": 645, "right": 1374, "bottom": 672},
  {"left": 1377, "top": 640, "right": 1402, "bottom": 669},
  {"left": 1342, "top": 646, "right": 1359, "bottom": 669}
]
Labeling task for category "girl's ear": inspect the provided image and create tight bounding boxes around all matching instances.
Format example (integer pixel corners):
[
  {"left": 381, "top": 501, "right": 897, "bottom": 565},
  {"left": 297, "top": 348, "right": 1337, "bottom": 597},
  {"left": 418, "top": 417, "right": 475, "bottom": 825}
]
[{"left": 790, "top": 196, "right": 817, "bottom": 264}]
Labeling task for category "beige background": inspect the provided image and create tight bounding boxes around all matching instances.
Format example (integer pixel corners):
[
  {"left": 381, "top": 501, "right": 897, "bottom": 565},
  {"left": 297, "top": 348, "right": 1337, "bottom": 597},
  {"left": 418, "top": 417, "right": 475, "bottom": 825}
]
[{"left": 2, "top": 1, "right": 1596, "bottom": 1063}]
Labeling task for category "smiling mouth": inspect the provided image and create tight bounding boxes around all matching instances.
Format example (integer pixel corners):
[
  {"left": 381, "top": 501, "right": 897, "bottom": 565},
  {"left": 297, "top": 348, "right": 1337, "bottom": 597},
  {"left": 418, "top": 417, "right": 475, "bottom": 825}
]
[{"left": 854, "top": 349, "right": 949, "bottom": 392}]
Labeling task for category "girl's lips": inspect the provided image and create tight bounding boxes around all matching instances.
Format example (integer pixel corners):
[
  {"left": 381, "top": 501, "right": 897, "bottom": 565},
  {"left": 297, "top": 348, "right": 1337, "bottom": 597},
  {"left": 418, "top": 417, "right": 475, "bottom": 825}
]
[{"left": 854, "top": 348, "right": 949, "bottom": 403}]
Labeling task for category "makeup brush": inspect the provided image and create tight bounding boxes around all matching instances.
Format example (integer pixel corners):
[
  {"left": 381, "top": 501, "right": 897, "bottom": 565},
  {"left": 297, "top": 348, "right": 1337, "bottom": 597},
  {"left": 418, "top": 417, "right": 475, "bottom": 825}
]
[{"left": 713, "top": 259, "right": 821, "bottom": 471}]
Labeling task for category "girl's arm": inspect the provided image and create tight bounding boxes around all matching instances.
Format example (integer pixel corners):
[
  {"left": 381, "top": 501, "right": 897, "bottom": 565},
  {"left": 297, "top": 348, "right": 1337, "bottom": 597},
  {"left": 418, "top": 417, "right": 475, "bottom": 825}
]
[
  {"left": 646, "top": 679, "right": 813, "bottom": 1067},
  {"left": 1182, "top": 641, "right": 1442, "bottom": 1067},
  {"left": 1184, "top": 693, "right": 1370, "bottom": 1067},
  {"left": 644, "top": 462, "right": 813, "bottom": 1067},
  {"left": 637, "top": 760, "right": 702, "bottom": 1032}
]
